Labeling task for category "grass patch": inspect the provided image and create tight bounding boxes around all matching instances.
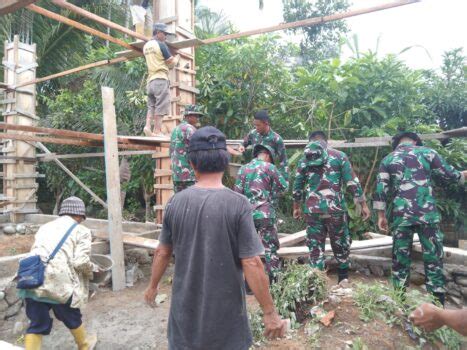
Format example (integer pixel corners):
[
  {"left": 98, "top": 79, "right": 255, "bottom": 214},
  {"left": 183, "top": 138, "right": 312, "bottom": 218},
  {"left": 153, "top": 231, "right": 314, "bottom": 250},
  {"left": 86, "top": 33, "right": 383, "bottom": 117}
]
[{"left": 354, "top": 283, "right": 462, "bottom": 350}]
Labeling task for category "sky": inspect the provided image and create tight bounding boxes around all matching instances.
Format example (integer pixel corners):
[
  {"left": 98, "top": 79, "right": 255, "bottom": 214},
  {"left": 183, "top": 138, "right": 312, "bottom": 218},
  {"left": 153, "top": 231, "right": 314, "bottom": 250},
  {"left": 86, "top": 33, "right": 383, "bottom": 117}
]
[{"left": 197, "top": 0, "right": 467, "bottom": 70}]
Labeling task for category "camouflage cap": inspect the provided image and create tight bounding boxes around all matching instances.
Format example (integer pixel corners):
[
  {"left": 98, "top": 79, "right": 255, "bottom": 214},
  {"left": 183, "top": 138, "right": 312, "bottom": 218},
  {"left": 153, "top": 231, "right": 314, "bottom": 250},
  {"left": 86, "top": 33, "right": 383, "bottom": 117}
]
[
  {"left": 183, "top": 104, "right": 205, "bottom": 117},
  {"left": 392, "top": 131, "right": 423, "bottom": 150},
  {"left": 304, "top": 140, "right": 328, "bottom": 167},
  {"left": 253, "top": 144, "right": 276, "bottom": 163}
]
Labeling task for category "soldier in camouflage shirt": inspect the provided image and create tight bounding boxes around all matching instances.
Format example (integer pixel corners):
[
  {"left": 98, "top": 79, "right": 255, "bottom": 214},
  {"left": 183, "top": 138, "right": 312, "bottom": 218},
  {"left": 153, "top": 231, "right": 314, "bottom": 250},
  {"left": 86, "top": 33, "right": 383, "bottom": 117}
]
[
  {"left": 238, "top": 110, "right": 288, "bottom": 181},
  {"left": 234, "top": 144, "right": 288, "bottom": 280},
  {"left": 293, "top": 131, "right": 370, "bottom": 282},
  {"left": 373, "top": 131, "right": 466, "bottom": 305},
  {"left": 169, "top": 105, "right": 204, "bottom": 192}
]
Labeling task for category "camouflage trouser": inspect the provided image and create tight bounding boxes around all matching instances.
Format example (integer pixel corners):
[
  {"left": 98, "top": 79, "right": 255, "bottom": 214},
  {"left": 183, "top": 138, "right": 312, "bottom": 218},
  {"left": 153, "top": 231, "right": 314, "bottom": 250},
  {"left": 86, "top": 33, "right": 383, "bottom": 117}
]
[
  {"left": 392, "top": 224, "right": 444, "bottom": 293},
  {"left": 305, "top": 214, "right": 351, "bottom": 270},
  {"left": 173, "top": 181, "right": 195, "bottom": 193},
  {"left": 254, "top": 218, "right": 280, "bottom": 277}
]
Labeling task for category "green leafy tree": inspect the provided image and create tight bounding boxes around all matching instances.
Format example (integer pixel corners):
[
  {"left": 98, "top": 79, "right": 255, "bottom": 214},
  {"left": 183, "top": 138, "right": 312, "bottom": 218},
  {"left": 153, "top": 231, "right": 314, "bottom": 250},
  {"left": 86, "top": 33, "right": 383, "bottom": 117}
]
[
  {"left": 422, "top": 48, "right": 466, "bottom": 129},
  {"left": 282, "top": 0, "right": 350, "bottom": 63}
]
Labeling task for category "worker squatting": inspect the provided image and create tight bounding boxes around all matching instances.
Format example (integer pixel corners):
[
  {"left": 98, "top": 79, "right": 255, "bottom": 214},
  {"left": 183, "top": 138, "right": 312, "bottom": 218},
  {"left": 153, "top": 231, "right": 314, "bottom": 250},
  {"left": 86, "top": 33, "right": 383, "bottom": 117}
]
[{"left": 17, "top": 22, "right": 467, "bottom": 350}]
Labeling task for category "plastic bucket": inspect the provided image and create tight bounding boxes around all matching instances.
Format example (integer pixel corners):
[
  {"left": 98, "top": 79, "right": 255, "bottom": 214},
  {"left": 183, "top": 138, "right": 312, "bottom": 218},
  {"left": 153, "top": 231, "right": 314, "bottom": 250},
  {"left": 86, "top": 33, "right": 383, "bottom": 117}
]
[{"left": 90, "top": 254, "right": 113, "bottom": 284}]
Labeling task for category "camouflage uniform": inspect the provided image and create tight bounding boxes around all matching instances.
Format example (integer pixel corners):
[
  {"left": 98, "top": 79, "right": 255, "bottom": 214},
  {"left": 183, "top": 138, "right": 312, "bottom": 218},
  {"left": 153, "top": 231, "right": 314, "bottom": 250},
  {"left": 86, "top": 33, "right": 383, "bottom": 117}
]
[
  {"left": 373, "top": 142, "right": 464, "bottom": 293},
  {"left": 234, "top": 158, "right": 288, "bottom": 277},
  {"left": 293, "top": 141, "right": 365, "bottom": 270},
  {"left": 169, "top": 120, "right": 196, "bottom": 193},
  {"left": 243, "top": 129, "right": 289, "bottom": 181}
]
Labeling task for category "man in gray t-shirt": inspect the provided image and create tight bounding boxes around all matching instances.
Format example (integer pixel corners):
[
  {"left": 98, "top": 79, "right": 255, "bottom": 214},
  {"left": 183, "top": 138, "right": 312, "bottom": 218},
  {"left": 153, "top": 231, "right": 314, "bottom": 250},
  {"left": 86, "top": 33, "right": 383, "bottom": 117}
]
[{"left": 144, "top": 126, "right": 286, "bottom": 350}]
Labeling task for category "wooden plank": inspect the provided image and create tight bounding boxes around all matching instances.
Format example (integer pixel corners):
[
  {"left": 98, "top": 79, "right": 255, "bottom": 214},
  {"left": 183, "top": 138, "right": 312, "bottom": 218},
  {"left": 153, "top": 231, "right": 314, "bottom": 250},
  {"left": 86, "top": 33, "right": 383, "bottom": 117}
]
[
  {"left": 159, "top": 15, "right": 178, "bottom": 24},
  {"left": 154, "top": 184, "right": 173, "bottom": 190},
  {"left": 154, "top": 169, "right": 172, "bottom": 176},
  {"left": 101, "top": 86, "right": 126, "bottom": 291},
  {"left": 37, "top": 150, "right": 157, "bottom": 161},
  {"left": 93, "top": 231, "right": 159, "bottom": 250},
  {"left": 276, "top": 235, "right": 420, "bottom": 259},
  {"left": 0, "top": 123, "right": 168, "bottom": 147},
  {"left": 204, "top": 0, "right": 420, "bottom": 44},
  {"left": 51, "top": 0, "right": 150, "bottom": 42},
  {"left": 0, "top": 0, "right": 36, "bottom": 15},
  {"left": 36, "top": 142, "right": 108, "bottom": 208},
  {"left": 279, "top": 230, "right": 306, "bottom": 248},
  {"left": 26, "top": 4, "right": 141, "bottom": 53}
]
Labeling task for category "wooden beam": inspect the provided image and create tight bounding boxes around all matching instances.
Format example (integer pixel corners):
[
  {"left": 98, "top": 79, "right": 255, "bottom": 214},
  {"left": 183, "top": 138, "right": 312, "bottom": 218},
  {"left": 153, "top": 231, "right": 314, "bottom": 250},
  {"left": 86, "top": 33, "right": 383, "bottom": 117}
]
[
  {"left": 279, "top": 230, "right": 306, "bottom": 248},
  {"left": 204, "top": 0, "right": 420, "bottom": 44},
  {"left": 37, "top": 150, "right": 156, "bottom": 161},
  {"left": 26, "top": 4, "right": 141, "bottom": 53},
  {"left": 101, "top": 86, "right": 126, "bottom": 291},
  {"left": 0, "top": 0, "right": 36, "bottom": 15},
  {"left": 15, "top": 57, "right": 129, "bottom": 88},
  {"left": 0, "top": 123, "right": 165, "bottom": 150},
  {"left": 51, "top": 0, "right": 150, "bottom": 42},
  {"left": 93, "top": 231, "right": 159, "bottom": 250},
  {"left": 15, "top": 1, "right": 419, "bottom": 87},
  {"left": 36, "top": 142, "right": 108, "bottom": 208}
]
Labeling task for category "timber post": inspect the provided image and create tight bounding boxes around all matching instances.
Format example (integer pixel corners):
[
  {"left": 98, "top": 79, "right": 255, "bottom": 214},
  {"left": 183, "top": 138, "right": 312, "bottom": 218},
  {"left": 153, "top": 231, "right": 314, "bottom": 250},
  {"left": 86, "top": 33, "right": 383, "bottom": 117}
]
[{"left": 1, "top": 35, "right": 39, "bottom": 222}]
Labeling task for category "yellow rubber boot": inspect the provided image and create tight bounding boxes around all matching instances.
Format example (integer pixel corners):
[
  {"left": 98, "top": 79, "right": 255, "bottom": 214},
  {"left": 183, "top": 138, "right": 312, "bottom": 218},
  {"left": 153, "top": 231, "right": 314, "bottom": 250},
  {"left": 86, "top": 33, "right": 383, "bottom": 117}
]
[
  {"left": 24, "top": 333, "right": 42, "bottom": 350},
  {"left": 70, "top": 325, "right": 97, "bottom": 350}
]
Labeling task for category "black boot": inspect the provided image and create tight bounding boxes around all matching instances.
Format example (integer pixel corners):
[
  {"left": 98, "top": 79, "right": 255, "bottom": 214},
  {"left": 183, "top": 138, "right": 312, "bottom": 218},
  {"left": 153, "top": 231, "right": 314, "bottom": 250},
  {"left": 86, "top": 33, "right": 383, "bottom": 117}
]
[
  {"left": 433, "top": 292, "right": 445, "bottom": 307},
  {"left": 338, "top": 267, "right": 348, "bottom": 283}
]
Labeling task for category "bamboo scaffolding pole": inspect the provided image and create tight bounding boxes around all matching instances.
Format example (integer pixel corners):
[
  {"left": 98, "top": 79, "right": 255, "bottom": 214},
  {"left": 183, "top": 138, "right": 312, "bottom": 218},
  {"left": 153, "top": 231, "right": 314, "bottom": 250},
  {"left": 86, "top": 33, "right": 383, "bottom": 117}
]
[
  {"left": 26, "top": 4, "right": 141, "bottom": 52},
  {"left": 18, "top": 0, "right": 420, "bottom": 87},
  {"left": 51, "top": 0, "right": 150, "bottom": 42},
  {"left": 204, "top": 0, "right": 420, "bottom": 44}
]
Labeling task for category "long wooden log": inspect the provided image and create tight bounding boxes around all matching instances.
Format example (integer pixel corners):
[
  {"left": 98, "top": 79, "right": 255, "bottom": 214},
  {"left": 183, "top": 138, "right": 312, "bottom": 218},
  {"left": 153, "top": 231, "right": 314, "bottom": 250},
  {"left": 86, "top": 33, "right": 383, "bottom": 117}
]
[
  {"left": 18, "top": 0, "right": 419, "bottom": 87},
  {"left": 36, "top": 142, "right": 108, "bottom": 208},
  {"left": 204, "top": 0, "right": 420, "bottom": 44},
  {"left": 26, "top": 4, "right": 140, "bottom": 52},
  {"left": 15, "top": 57, "right": 128, "bottom": 88},
  {"left": 0, "top": 132, "right": 159, "bottom": 150},
  {"left": 51, "top": 0, "right": 150, "bottom": 42},
  {"left": 37, "top": 150, "right": 156, "bottom": 161},
  {"left": 0, "top": 123, "right": 168, "bottom": 149}
]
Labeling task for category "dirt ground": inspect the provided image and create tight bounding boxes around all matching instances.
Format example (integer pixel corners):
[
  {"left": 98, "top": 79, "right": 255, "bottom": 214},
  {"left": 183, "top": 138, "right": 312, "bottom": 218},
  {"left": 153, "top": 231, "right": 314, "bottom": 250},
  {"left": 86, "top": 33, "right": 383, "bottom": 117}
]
[
  {"left": 3, "top": 270, "right": 458, "bottom": 350},
  {"left": 0, "top": 234, "right": 34, "bottom": 257}
]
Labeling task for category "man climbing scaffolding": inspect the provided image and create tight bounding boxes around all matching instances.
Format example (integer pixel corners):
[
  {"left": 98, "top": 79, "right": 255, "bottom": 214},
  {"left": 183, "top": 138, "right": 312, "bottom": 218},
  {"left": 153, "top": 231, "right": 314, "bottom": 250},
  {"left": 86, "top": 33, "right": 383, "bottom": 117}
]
[{"left": 143, "top": 22, "right": 180, "bottom": 137}]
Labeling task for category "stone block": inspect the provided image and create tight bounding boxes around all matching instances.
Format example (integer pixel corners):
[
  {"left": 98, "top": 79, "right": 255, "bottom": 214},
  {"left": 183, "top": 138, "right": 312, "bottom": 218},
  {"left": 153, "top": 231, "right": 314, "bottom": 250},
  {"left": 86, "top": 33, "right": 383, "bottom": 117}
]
[
  {"left": 455, "top": 276, "right": 467, "bottom": 287},
  {"left": 410, "top": 271, "right": 425, "bottom": 286},
  {"left": 4, "top": 282, "right": 19, "bottom": 306},
  {"left": 5, "top": 300, "right": 23, "bottom": 319},
  {"left": 369, "top": 264, "right": 385, "bottom": 277},
  {"left": 124, "top": 248, "right": 152, "bottom": 265}
]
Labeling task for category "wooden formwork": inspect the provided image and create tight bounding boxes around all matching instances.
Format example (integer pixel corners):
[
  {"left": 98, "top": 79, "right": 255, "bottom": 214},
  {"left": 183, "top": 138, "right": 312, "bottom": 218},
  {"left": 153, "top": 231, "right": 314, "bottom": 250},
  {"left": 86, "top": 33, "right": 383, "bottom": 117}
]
[
  {"left": 153, "top": 0, "right": 196, "bottom": 224},
  {"left": 1, "top": 35, "right": 38, "bottom": 222}
]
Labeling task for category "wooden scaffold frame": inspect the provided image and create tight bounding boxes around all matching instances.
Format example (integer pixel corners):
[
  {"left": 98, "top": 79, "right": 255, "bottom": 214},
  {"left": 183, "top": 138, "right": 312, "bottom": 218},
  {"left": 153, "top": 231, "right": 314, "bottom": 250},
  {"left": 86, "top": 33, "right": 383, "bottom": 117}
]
[{"left": 4, "top": 0, "right": 457, "bottom": 291}]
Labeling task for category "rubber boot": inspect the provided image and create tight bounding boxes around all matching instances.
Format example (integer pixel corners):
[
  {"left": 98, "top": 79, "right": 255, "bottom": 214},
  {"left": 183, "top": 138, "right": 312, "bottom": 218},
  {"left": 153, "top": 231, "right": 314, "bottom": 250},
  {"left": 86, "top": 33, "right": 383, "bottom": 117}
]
[
  {"left": 337, "top": 267, "right": 348, "bottom": 283},
  {"left": 269, "top": 274, "right": 277, "bottom": 285},
  {"left": 433, "top": 292, "right": 445, "bottom": 307},
  {"left": 70, "top": 325, "right": 97, "bottom": 350},
  {"left": 24, "top": 333, "right": 42, "bottom": 350}
]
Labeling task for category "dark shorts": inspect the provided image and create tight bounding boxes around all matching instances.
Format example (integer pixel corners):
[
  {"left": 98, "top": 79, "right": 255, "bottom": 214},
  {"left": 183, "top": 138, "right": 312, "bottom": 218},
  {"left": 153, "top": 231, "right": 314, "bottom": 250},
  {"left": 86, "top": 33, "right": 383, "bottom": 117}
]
[
  {"left": 147, "top": 78, "right": 170, "bottom": 116},
  {"left": 25, "top": 298, "right": 82, "bottom": 335}
]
